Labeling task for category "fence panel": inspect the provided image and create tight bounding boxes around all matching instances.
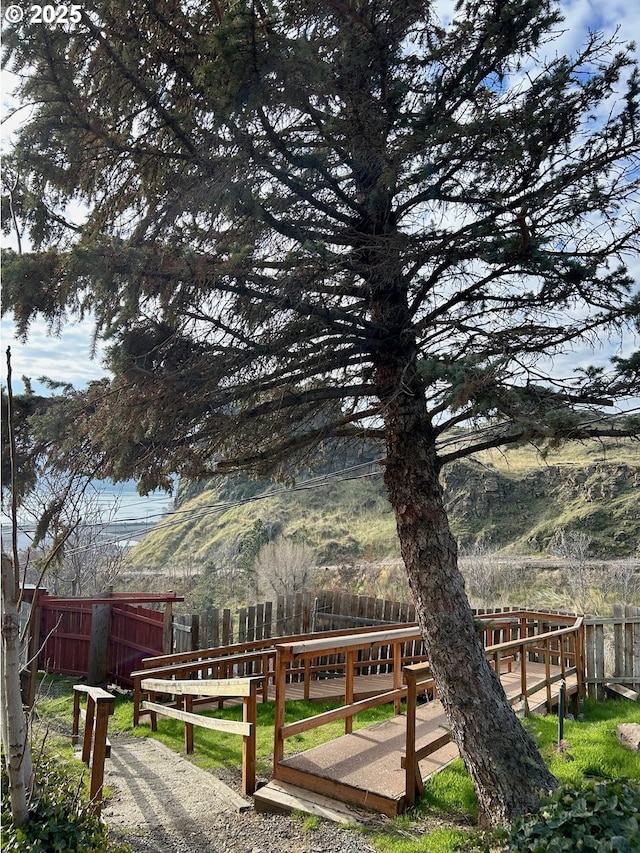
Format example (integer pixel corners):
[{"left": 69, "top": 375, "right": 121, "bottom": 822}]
[
  {"left": 36, "top": 593, "right": 176, "bottom": 687},
  {"left": 39, "top": 600, "right": 93, "bottom": 677},
  {"left": 108, "top": 603, "right": 165, "bottom": 687},
  {"left": 172, "top": 614, "right": 192, "bottom": 654},
  {"left": 585, "top": 606, "right": 640, "bottom": 697}
]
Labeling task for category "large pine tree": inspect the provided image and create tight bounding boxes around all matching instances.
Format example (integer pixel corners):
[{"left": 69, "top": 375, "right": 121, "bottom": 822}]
[{"left": 2, "top": 0, "right": 639, "bottom": 825}]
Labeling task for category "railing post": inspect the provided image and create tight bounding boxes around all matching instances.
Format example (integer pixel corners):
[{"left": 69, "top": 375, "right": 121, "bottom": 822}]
[
  {"left": 82, "top": 694, "right": 96, "bottom": 764},
  {"left": 404, "top": 668, "right": 418, "bottom": 807},
  {"left": 345, "top": 650, "right": 355, "bottom": 734},
  {"left": 304, "top": 657, "right": 311, "bottom": 701},
  {"left": 520, "top": 640, "right": 529, "bottom": 715},
  {"left": 184, "top": 694, "right": 194, "bottom": 754},
  {"left": 89, "top": 696, "right": 115, "bottom": 812},
  {"left": 545, "top": 638, "right": 552, "bottom": 712},
  {"left": 262, "top": 652, "right": 270, "bottom": 702},
  {"left": 72, "top": 688, "right": 82, "bottom": 745},
  {"left": 73, "top": 685, "right": 115, "bottom": 816},
  {"left": 393, "top": 640, "right": 402, "bottom": 715},
  {"left": 243, "top": 682, "right": 257, "bottom": 796},
  {"left": 274, "top": 647, "right": 287, "bottom": 774}
]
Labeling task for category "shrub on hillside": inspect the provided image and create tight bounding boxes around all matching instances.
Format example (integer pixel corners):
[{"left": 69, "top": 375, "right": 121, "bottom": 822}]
[{"left": 505, "top": 778, "right": 640, "bottom": 853}]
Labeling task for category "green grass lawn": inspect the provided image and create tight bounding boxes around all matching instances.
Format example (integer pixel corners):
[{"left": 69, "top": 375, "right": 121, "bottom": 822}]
[
  {"left": 364, "top": 698, "right": 640, "bottom": 853},
  {"left": 34, "top": 677, "right": 640, "bottom": 853}
]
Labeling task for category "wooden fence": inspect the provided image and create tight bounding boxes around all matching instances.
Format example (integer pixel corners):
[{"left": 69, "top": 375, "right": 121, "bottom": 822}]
[
  {"left": 28, "top": 591, "right": 180, "bottom": 698},
  {"left": 584, "top": 604, "right": 640, "bottom": 698},
  {"left": 172, "top": 589, "right": 419, "bottom": 653},
  {"left": 175, "top": 593, "right": 640, "bottom": 697},
  {"left": 26, "top": 587, "right": 640, "bottom": 697}
]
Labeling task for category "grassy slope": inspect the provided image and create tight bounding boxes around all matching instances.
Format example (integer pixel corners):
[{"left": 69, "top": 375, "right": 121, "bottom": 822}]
[{"left": 126, "top": 438, "right": 640, "bottom": 571}]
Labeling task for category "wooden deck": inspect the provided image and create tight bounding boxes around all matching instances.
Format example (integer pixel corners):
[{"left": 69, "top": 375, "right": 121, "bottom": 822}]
[
  {"left": 268, "top": 672, "right": 398, "bottom": 704},
  {"left": 256, "top": 661, "right": 579, "bottom": 817},
  {"left": 135, "top": 610, "right": 585, "bottom": 820}
]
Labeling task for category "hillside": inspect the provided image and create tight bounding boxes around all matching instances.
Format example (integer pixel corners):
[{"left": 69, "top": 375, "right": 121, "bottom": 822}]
[{"left": 124, "top": 437, "right": 639, "bottom": 572}]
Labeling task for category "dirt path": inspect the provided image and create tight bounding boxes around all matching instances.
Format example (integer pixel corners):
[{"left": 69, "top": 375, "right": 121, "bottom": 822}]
[{"left": 101, "top": 735, "right": 381, "bottom": 853}]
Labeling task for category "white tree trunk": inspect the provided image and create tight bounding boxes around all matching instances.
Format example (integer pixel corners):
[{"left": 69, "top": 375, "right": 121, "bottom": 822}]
[{"left": 1, "top": 554, "right": 30, "bottom": 827}]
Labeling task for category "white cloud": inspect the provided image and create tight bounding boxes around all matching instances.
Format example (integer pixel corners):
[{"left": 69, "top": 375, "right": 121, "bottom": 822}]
[{"left": 1, "top": 315, "right": 107, "bottom": 394}]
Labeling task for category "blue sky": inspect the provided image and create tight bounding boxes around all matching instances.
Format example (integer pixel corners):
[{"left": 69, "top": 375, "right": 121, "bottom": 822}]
[{"left": 1, "top": 0, "right": 638, "bottom": 401}]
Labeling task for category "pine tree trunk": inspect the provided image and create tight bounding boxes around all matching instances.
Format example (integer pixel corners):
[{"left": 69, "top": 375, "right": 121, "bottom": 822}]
[
  {"left": 1, "top": 554, "right": 30, "bottom": 828},
  {"left": 371, "top": 296, "right": 557, "bottom": 827}
]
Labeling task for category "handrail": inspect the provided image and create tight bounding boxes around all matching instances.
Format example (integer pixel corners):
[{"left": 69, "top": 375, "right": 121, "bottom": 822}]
[
  {"left": 277, "top": 625, "right": 421, "bottom": 656},
  {"left": 140, "top": 675, "right": 262, "bottom": 795},
  {"left": 132, "top": 649, "right": 277, "bottom": 725},
  {"left": 402, "top": 616, "right": 584, "bottom": 807},
  {"left": 143, "top": 622, "right": 419, "bottom": 668},
  {"left": 273, "top": 630, "right": 413, "bottom": 769},
  {"left": 72, "top": 685, "right": 116, "bottom": 815},
  {"left": 132, "top": 624, "right": 429, "bottom": 725},
  {"left": 269, "top": 612, "right": 585, "bottom": 809}
]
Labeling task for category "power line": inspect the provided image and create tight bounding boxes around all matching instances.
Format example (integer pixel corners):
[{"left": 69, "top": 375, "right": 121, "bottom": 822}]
[
  {"left": 7, "top": 412, "right": 638, "bottom": 559},
  {"left": 5, "top": 460, "right": 386, "bottom": 557}
]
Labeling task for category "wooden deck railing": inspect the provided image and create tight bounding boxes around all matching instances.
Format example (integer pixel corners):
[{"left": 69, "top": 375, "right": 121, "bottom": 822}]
[
  {"left": 273, "top": 625, "right": 421, "bottom": 770},
  {"left": 139, "top": 676, "right": 263, "bottom": 795},
  {"left": 483, "top": 612, "right": 584, "bottom": 715},
  {"left": 71, "top": 684, "right": 116, "bottom": 815},
  {"left": 132, "top": 622, "right": 423, "bottom": 726},
  {"left": 402, "top": 612, "right": 584, "bottom": 806},
  {"left": 132, "top": 609, "right": 586, "bottom": 808},
  {"left": 272, "top": 612, "right": 585, "bottom": 799}
]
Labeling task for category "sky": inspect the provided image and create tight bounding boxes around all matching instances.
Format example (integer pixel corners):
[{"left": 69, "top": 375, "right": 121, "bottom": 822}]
[{"left": 1, "top": 0, "right": 638, "bottom": 400}]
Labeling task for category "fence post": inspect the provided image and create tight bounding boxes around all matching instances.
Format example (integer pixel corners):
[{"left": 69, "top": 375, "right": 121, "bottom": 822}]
[
  {"left": 190, "top": 613, "right": 200, "bottom": 651},
  {"left": 264, "top": 601, "right": 273, "bottom": 640},
  {"left": 26, "top": 588, "right": 44, "bottom": 708},
  {"left": 88, "top": 594, "right": 112, "bottom": 687},
  {"left": 163, "top": 595, "right": 174, "bottom": 654},
  {"left": 632, "top": 606, "right": 640, "bottom": 693}
]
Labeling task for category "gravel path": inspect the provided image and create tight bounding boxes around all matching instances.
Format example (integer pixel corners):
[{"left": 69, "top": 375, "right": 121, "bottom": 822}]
[{"left": 102, "top": 736, "right": 382, "bottom": 853}]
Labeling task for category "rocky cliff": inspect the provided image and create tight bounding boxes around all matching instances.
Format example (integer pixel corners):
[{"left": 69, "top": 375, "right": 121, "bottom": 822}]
[{"left": 125, "top": 440, "right": 639, "bottom": 571}]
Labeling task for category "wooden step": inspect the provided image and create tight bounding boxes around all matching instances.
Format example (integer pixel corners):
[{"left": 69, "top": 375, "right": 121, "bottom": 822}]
[
  {"left": 606, "top": 682, "right": 640, "bottom": 702},
  {"left": 253, "top": 780, "right": 373, "bottom": 824}
]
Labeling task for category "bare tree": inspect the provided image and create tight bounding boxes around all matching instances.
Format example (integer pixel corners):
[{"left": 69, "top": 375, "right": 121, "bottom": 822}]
[
  {"left": 20, "top": 475, "right": 126, "bottom": 596},
  {"left": 551, "top": 528, "right": 596, "bottom": 613},
  {"left": 460, "top": 537, "right": 522, "bottom": 608},
  {"left": 607, "top": 557, "right": 640, "bottom": 606},
  {"left": 254, "top": 538, "right": 317, "bottom": 599}
]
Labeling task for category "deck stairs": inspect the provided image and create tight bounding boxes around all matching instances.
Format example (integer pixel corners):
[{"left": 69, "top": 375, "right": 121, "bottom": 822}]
[
  {"left": 605, "top": 682, "right": 640, "bottom": 701},
  {"left": 254, "top": 779, "right": 376, "bottom": 824}
]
